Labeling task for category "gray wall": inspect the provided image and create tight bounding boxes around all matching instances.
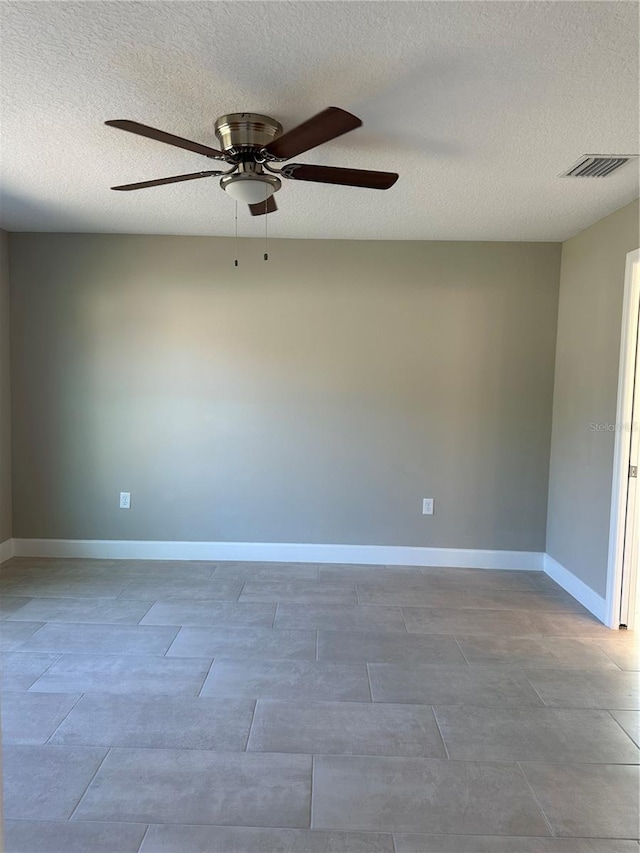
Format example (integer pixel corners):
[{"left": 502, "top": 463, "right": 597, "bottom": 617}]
[
  {"left": 0, "top": 230, "right": 12, "bottom": 543},
  {"left": 547, "top": 200, "right": 640, "bottom": 597},
  {"left": 9, "top": 234, "right": 560, "bottom": 549}
]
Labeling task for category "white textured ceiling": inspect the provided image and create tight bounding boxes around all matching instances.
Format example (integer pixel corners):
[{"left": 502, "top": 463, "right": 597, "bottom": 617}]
[{"left": 0, "top": 1, "right": 638, "bottom": 241}]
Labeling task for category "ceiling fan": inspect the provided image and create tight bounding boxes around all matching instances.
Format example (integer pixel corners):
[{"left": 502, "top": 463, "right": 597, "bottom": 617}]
[{"left": 105, "top": 107, "right": 399, "bottom": 216}]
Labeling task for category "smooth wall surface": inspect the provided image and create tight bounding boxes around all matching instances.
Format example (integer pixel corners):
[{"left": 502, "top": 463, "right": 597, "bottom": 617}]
[
  {"left": 0, "top": 229, "right": 12, "bottom": 542},
  {"left": 9, "top": 234, "right": 560, "bottom": 549},
  {"left": 547, "top": 200, "right": 640, "bottom": 597}
]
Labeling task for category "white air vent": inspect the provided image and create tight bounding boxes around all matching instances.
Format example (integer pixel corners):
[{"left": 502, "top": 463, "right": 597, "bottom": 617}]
[{"left": 560, "top": 155, "right": 637, "bottom": 178}]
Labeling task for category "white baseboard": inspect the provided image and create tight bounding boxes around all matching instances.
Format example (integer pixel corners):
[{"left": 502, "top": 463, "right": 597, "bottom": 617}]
[
  {"left": 11, "top": 538, "right": 544, "bottom": 570},
  {"left": 0, "top": 538, "right": 14, "bottom": 564},
  {"left": 543, "top": 553, "right": 607, "bottom": 623}
]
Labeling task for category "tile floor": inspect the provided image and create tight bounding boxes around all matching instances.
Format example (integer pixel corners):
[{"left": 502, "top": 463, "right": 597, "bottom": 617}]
[{"left": 1, "top": 557, "right": 639, "bottom": 853}]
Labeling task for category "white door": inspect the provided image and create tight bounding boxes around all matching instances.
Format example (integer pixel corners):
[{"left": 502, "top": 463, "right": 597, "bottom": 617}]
[{"left": 619, "top": 258, "right": 640, "bottom": 628}]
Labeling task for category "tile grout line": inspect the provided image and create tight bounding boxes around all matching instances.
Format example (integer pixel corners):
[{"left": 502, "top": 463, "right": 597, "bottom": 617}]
[
  {"left": 136, "top": 599, "right": 157, "bottom": 626},
  {"left": 309, "top": 753, "right": 315, "bottom": 830},
  {"left": 516, "top": 760, "right": 557, "bottom": 837},
  {"left": 523, "top": 673, "right": 551, "bottom": 707},
  {"left": 365, "top": 662, "right": 374, "bottom": 703},
  {"left": 67, "top": 747, "right": 112, "bottom": 821},
  {"left": 44, "top": 692, "right": 86, "bottom": 744},
  {"left": 244, "top": 699, "right": 259, "bottom": 751},
  {"left": 605, "top": 708, "right": 640, "bottom": 748},
  {"left": 24, "top": 652, "right": 63, "bottom": 691},
  {"left": 593, "top": 641, "right": 627, "bottom": 672},
  {"left": 430, "top": 705, "right": 451, "bottom": 760},
  {"left": 116, "top": 580, "right": 136, "bottom": 600},
  {"left": 238, "top": 579, "right": 248, "bottom": 601},
  {"left": 452, "top": 634, "right": 471, "bottom": 666},
  {"left": 135, "top": 824, "right": 151, "bottom": 853},
  {"left": 197, "top": 654, "right": 217, "bottom": 698},
  {"left": 399, "top": 606, "right": 410, "bottom": 633},
  {"left": 162, "top": 625, "right": 182, "bottom": 657}
]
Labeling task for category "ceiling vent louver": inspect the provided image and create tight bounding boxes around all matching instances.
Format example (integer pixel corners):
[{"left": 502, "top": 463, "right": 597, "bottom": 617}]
[{"left": 560, "top": 155, "right": 637, "bottom": 178}]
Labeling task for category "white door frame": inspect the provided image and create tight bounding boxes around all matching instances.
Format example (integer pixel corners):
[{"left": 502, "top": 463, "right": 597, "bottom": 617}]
[{"left": 606, "top": 248, "right": 640, "bottom": 629}]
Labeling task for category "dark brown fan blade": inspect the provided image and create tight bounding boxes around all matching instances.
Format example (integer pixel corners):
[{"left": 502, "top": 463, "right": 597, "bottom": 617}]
[
  {"left": 263, "top": 107, "right": 362, "bottom": 160},
  {"left": 281, "top": 163, "right": 398, "bottom": 190},
  {"left": 249, "top": 195, "right": 278, "bottom": 216},
  {"left": 111, "top": 171, "right": 223, "bottom": 191},
  {"left": 105, "top": 120, "right": 227, "bottom": 160}
]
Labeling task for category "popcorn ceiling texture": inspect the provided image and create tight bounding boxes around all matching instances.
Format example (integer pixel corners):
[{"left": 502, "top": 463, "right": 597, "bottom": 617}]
[{"left": 0, "top": 1, "right": 637, "bottom": 240}]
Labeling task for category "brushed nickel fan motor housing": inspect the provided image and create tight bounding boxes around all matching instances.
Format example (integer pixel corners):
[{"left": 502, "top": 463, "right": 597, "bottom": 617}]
[{"left": 214, "top": 113, "right": 283, "bottom": 157}]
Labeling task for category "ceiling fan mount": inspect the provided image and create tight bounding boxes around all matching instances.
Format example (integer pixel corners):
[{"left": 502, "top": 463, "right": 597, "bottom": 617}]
[{"left": 105, "top": 106, "right": 399, "bottom": 216}]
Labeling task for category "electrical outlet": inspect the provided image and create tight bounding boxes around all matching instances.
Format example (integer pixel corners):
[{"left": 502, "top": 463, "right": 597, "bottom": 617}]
[
  {"left": 119, "top": 492, "right": 131, "bottom": 509},
  {"left": 422, "top": 498, "right": 434, "bottom": 515}
]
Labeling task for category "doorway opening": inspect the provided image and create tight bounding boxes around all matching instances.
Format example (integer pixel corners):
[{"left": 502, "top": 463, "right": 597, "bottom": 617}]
[{"left": 607, "top": 248, "right": 640, "bottom": 629}]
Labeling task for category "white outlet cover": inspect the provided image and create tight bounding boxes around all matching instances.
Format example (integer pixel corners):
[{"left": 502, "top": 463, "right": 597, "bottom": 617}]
[
  {"left": 119, "top": 492, "right": 131, "bottom": 509},
  {"left": 422, "top": 498, "right": 434, "bottom": 515}
]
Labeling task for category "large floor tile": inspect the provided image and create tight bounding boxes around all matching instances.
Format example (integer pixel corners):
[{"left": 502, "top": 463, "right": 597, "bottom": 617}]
[
  {"left": 456, "top": 635, "right": 620, "bottom": 669},
  {"left": 319, "top": 565, "right": 423, "bottom": 583},
  {"left": 118, "top": 578, "right": 243, "bottom": 601},
  {"left": 92, "top": 564, "right": 218, "bottom": 584},
  {"left": 248, "top": 699, "right": 446, "bottom": 757},
  {"left": 394, "top": 835, "right": 639, "bottom": 852},
  {"left": 312, "top": 755, "right": 550, "bottom": 835},
  {"left": 29, "top": 653, "right": 211, "bottom": 695},
  {"left": 526, "top": 669, "right": 640, "bottom": 709},
  {"left": 356, "top": 584, "right": 479, "bottom": 608},
  {"left": 531, "top": 612, "right": 619, "bottom": 638},
  {"left": 1, "top": 691, "right": 80, "bottom": 744},
  {"left": 140, "top": 600, "right": 276, "bottom": 627},
  {"left": 433, "top": 706, "right": 639, "bottom": 763},
  {"left": 213, "top": 562, "right": 319, "bottom": 581},
  {"left": 2, "top": 820, "right": 147, "bottom": 853},
  {"left": 403, "top": 607, "right": 541, "bottom": 636},
  {"left": 240, "top": 580, "right": 357, "bottom": 605},
  {"left": 609, "top": 709, "right": 640, "bottom": 746},
  {"left": 50, "top": 694, "right": 255, "bottom": 750},
  {"left": 521, "top": 762, "right": 640, "bottom": 838},
  {"left": 597, "top": 637, "right": 640, "bottom": 670},
  {"left": 0, "top": 577, "right": 129, "bottom": 598},
  {"left": 0, "top": 651, "right": 60, "bottom": 690},
  {"left": 369, "top": 664, "right": 543, "bottom": 706},
  {"left": 318, "top": 630, "right": 466, "bottom": 665},
  {"left": 19, "top": 622, "right": 179, "bottom": 655},
  {"left": 4, "top": 596, "right": 154, "bottom": 624},
  {"left": 109, "top": 559, "right": 217, "bottom": 574},
  {"left": 418, "top": 568, "right": 539, "bottom": 591},
  {"left": 469, "top": 589, "right": 591, "bottom": 614},
  {"left": 166, "top": 625, "right": 316, "bottom": 660},
  {"left": 524, "top": 572, "right": 567, "bottom": 592},
  {"left": 73, "top": 748, "right": 312, "bottom": 827},
  {"left": 0, "top": 620, "right": 45, "bottom": 650},
  {"left": 141, "top": 825, "right": 394, "bottom": 852},
  {"left": 2, "top": 744, "right": 107, "bottom": 819},
  {"left": 201, "top": 658, "right": 371, "bottom": 702},
  {"left": 274, "top": 603, "right": 407, "bottom": 633},
  {"left": 0, "top": 596, "right": 32, "bottom": 619}
]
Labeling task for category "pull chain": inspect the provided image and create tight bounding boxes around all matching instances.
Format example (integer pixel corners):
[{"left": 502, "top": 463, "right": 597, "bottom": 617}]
[
  {"left": 264, "top": 197, "right": 269, "bottom": 261},
  {"left": 234, "top": 201, "right": 239, "bottom": 267}
]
